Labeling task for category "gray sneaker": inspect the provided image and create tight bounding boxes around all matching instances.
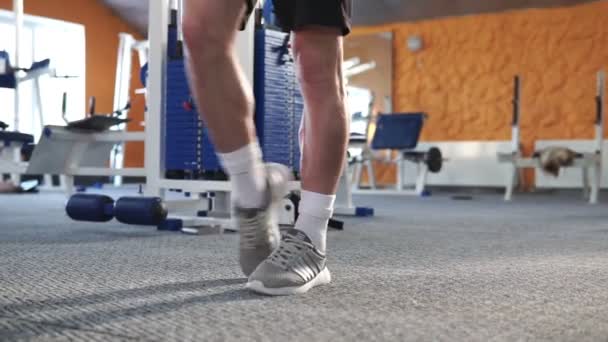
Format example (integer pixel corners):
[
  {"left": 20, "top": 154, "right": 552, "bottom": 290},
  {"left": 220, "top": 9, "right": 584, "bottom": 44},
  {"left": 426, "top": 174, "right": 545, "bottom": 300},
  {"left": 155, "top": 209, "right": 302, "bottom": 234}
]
[
  {"left": 236, "top": 163, "right": 292, "bottom": 276},
  {"left": 246, "top": 229, "right": 331, "bottom": 296}
]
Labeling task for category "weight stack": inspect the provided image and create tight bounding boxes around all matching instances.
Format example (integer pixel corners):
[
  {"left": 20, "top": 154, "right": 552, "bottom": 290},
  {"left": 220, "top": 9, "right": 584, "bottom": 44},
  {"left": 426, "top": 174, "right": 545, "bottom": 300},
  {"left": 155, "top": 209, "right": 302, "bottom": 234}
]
[
  {"left": 201, "top": 125, "right": 221, "bottom": 173},
  {"left": 254, "top": 28, "right": 303, "bottom": 173},
  {"left": 165, "top": 59, "right": 202, "bottom": 174}
]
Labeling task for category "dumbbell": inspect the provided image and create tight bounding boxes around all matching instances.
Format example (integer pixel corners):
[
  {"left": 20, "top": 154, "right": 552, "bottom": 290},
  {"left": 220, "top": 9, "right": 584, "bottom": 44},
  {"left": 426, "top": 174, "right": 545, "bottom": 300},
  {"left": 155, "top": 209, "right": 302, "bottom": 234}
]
[{"left": 66, "top": 194, "right": 168, "bottom": 226}]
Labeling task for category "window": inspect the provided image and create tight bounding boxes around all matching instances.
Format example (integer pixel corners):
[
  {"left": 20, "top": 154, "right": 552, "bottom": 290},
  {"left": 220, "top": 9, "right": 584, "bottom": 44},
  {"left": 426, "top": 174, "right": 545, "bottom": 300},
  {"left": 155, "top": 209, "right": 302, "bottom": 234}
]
[
  {"left": 0, "top": 10, "right": 85, "bottom": 140},
  {"left": 347, "top": 86, "right": 373, "bottom": 136}
]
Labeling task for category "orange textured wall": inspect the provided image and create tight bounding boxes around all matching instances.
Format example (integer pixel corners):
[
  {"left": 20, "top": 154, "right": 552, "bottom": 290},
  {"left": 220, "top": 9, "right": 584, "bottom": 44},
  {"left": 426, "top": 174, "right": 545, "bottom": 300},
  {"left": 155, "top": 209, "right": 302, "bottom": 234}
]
[
  {"left": 354, "top": 1, "right": 608, "bottom": 185},
  {"left": 0, "top": 0, "right": 145, "bottom": 168}
]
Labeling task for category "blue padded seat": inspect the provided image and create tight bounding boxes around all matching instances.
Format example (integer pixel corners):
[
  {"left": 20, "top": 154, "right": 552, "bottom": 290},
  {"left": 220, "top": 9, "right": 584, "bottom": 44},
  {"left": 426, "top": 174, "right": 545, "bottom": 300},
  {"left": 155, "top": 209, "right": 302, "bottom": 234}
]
[{"left": 371, "top": 113, "right": 427, "bottom": 150}]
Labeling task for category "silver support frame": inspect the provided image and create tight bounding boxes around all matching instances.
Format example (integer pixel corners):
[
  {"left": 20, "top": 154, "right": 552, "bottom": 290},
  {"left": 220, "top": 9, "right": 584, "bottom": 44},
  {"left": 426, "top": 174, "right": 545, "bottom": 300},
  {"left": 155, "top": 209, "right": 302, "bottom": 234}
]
[
  {"left": 13, "top": 0, "right": 23, "bottom": 131},
  {"left": 352, "top": 150, "right": 430, "bottom": 197},
  {"left": 145, "top": 0, "right": 170, "bottom": 198},
  {"left": 110, "top": 33, "right": 148, "bottom": 187},
  {"left": 11, "top": 0, "right": 23, "bottom": 185}
]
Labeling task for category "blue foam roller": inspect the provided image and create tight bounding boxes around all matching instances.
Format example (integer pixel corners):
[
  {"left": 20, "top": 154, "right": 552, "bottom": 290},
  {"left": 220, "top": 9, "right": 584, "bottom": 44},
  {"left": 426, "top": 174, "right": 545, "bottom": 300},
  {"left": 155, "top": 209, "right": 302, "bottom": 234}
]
[
  {"left": 114, "top": 197, "right": 168, "bottom": 226},
  {"left": 66, "top": 194, "right": 114, "bottom": 222}
]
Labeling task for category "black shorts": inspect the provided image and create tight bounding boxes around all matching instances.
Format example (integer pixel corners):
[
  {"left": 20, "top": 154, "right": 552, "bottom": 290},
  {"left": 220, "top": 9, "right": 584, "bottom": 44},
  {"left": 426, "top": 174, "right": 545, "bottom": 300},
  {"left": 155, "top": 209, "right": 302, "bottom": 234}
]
[
  {"left": 273, "top": 0, "right": 352, "bottom": 36},
  {"left": 242, "top": 0, "right": 352, "bottom": 36}
]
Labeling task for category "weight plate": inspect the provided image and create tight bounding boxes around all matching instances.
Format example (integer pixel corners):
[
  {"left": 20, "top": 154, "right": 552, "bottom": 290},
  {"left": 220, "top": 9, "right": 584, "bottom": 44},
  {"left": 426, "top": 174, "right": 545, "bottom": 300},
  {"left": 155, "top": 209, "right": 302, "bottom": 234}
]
[{"left": 427, "top": 147, "right": 443, "bottom": 173}]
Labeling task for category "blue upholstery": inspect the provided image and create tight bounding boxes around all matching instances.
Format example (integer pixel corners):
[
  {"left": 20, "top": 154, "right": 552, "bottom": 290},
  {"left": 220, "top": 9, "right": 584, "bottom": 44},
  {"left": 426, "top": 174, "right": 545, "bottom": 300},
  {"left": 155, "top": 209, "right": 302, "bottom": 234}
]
[
  {"left": 371, "top": 113, "right": 426, "bottom": 150},
  {"left": 0, "top": 131, "right": 34, "bottom": 145},
  {"left": 0, "top": 51, "right": 16, "bottom": 89},
  {"left": 0, "top": 51, "right": 51, "bottom": 89}
]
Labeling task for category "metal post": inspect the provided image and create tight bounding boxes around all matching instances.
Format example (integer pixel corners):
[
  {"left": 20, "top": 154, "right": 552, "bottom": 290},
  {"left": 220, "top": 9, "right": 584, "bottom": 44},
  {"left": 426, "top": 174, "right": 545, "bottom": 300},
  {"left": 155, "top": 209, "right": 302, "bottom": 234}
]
[
  {"left": 505, "top": 164, "right": 517, "bottom": 201},
  {"left": 396, "top": 154, "right": 404, "bottom": 190},
  {"left": 10, "top": 146, "right": 21, "bottom": 185},
  {"left": 591, "top": 70, "right": 605, "bottom": 204},
  {"left": 111, "top": 33, "right": 135, "bottom": 187},
  {"left": 595, "top": 71, "right": 605, "bottom": 153},
  {"left": 13, "top": 0, "right": 23, "bottom": 131},
  {"left": 335, "top": 157, "right": 354, "bottom": 210},
  {"left": 512, "top": 76, "right": 521, "bottom": 154},
  {"left": 10, "top": 0, "right": 24, "bottom": 184},
  {"left": 366, "top": 160, "right": 376, "bottom": 189},
  {"left": 145, "top": 0, "right": 170, "bottom": 197},
  {"left": 33, "top": 78, "right": 43, "bottom": 130},
  {"left": 177, "top": 0, "right": 184, "bottom": 44},
  {"left": 113, "top": 33, "right": 134, "bottom": 116},
  {"left": 415, "top": 163, "right": 428, "bottom": 195}
]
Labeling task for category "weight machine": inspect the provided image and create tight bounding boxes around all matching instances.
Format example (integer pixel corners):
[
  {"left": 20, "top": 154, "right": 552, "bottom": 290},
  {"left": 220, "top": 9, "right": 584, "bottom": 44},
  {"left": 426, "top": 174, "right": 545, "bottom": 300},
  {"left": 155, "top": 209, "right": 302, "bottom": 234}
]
[
  {"left": 498, "top": 71, "right": 605, "bottom": 204},
  {"left": 108, "top": 0, "right": 371, "bottom": 233},
  {"left": 1, "top": 0, "right": 150, "bottom": 194},
  {"left": 351, "top": 112, "right": 444, "bottom": 196},
  {"left": 0, "top": 0, "right": 57, "bottom": 189}
]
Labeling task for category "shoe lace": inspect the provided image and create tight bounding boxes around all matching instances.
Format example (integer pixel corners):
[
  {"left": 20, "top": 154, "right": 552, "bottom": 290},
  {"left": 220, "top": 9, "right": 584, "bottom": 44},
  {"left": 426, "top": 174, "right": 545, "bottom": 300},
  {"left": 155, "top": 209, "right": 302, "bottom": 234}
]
[
  {"left": 239, "top": 210, "right": 272, "bottom": 249},
  {"left": 268, "top": 235, "right": 312, "bottom": 270}
]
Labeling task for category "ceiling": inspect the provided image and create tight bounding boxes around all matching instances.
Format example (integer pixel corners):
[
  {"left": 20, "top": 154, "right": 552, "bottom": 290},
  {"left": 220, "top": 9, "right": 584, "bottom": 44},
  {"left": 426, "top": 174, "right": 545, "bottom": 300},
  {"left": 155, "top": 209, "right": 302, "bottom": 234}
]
[{"left": 101, "top": 0, "right": 599, "bottom": 37}]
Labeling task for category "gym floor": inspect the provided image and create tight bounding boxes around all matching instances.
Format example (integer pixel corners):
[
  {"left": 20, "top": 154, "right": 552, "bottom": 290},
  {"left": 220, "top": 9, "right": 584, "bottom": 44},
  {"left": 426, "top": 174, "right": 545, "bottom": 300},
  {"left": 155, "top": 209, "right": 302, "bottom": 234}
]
[{"left": 2, "top": 190, "right": 608, "bottom": 341}]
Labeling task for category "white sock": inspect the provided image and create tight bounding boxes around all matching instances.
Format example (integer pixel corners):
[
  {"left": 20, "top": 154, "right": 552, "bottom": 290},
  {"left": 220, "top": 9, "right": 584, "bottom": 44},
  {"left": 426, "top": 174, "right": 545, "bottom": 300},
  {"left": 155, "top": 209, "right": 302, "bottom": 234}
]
[
  {"left": 295, "top": 190, "right": 336, "bottom": 254},
  {"left": 218, "top": 142, "right": 267, "bottom": 208}
]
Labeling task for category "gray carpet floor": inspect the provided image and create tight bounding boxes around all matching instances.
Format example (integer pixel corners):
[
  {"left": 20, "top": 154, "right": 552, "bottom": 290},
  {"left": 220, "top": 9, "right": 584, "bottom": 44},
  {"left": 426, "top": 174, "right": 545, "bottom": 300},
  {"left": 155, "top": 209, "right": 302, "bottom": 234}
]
[{"left": 2, "top": 189, "right": 608, "bottom": 341}]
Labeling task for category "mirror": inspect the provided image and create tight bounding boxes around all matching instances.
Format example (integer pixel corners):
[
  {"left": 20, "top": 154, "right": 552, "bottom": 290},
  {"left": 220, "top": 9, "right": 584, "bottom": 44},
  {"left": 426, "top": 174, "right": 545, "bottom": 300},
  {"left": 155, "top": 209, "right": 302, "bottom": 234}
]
[{"left": 344, "top": 31, "right": 393, "bottom": 136}]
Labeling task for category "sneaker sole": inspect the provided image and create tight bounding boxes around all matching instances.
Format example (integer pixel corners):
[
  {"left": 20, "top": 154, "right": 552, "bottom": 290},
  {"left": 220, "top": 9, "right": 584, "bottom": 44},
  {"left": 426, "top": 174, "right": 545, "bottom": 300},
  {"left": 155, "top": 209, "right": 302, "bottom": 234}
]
[{"left": 245, "top": 267, "right": 331, "bottom": 296}]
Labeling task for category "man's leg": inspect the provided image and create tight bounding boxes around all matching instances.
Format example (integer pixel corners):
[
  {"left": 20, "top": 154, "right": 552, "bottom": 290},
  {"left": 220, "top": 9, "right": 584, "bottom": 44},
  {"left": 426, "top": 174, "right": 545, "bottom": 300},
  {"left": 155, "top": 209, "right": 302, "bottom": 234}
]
[
  {"left": 183, "top": 0, "right": 290, "bottom": 276},
  {"left": 182, "top": 0, "right": 264, "bottom": 208},
  {"left": 293, "top": 28, "right": 349, "bottom": 253},
  {"left": 246, "top": 0, "right": 351, "bottom": 295}
]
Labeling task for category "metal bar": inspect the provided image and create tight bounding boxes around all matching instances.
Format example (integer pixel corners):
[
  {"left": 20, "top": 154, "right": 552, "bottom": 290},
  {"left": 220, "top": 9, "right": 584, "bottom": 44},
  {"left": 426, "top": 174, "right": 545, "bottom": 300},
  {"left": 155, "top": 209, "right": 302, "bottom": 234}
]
[
  {"left": 335, "top": 159, "right": 354, "bottom": 210},
  {"left": 595, "top": 70, "right": 605, "bottom": 153},
  {"left": 396, "top": 157, "right": 404, "bottom": 190},
  {"left": 512, "top": 75, "right": 521, "bottom": 153},
  {"left": 18, "top": 65, "right": 54, "bottom": 82},
  {"left": 414, "top": 163, "right": 428, "bottom": 195},
  {"left": 513, "top": 75, "right": 520, "bottom": 126},
  {"left": 113, "top": 33, "right": 133, "bottom": 114},
  {"left": 157, "top": 179, "right": 301, "bottom": 193},
  {"left": 43, "top": 127, "right": 145, "bottom": 142},
  {"left": 13, "top": 0, "right": 23, "bottom": 130},
  {"left": 177, "top": 0, "right": 184, "bottom": 43},
  {"left": 33, "top": 77, "right": 44, "bottom": 129},
  {"left": 145, "top": 0, "right": 170, "bottom": 197},
  {"left": 352, "top": 189, "right": 420, "bottom": 196},
  {"left": 111, "top": 33, "right": 136, "bottom": 187},
  {"left": 68, "top": 167, "right": 146, "bottom": 177}
]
